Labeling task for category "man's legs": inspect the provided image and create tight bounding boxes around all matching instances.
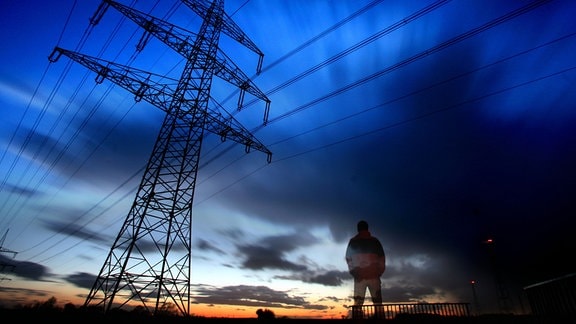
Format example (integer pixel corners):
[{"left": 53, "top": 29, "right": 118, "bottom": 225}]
[
  {"left": 352, "top": 279, "right": 367, "bottom": 319},
  {"left": 353, "top": 279, "right": 367, "bottom": 306},
  {"left": 367, "top": 277, "right": 384, "bottom": 319},
  {"left": 367, "top": 277, "right": 382, "bottom": 304}
]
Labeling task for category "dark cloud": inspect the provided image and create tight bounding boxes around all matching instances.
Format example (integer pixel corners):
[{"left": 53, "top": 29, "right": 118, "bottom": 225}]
[
  {"left": 238, "top": 244, "right": 307, "bottom": 271},
  {"left": 197, "top": 238, "right": 226, "bottom": 255},
  {"left": 236, "top": 232, "right": 319, "bottom": 271},
  {"left": 64, "top": 272, "right": 97, "bottom": 290},
  {"left": 10, "top": 125, "right": 78, "bottom": 176},
  {"left": 2, "top": 183, "right": 39, "bottom": 198},
  {"left": 67, "top": 103, "right": 163, "bottom": 185},
  {"left": 276, "top": 269, "right": 349, "bottom": 287},
  {"left": 259, "top": 232, "right": 318, "bottom": 252},
  {"left": 306, "top": 270, "right": 348, "bottom": 286},
  {"left": 192, "top": 284, "right": 326, "bottom": 310},
  {"left": 41, "top": 219, "right": 109, "bottom": 243},
  {"left": 0, "top": 255, "right": 50, "bottom": 281}
]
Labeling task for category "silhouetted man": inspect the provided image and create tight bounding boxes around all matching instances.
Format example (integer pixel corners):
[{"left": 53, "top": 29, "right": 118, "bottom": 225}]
[{"left": 345, "top": 220, "right": 386, "bottom": 318}]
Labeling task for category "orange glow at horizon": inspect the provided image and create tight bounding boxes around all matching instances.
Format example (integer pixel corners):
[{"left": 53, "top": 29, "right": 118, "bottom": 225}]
[{"left": 191, "top": 303, "right": 346, "bottom": 319}]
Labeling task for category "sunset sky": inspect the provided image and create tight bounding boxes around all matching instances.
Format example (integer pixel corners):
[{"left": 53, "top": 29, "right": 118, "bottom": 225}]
[{"left": 1, "top": 0, "right": 576, "bottom": 319}]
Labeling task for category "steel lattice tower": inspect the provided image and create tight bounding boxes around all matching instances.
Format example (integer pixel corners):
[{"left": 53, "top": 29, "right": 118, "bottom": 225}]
[{"left": 48, "top": 0, "right": 271, "bottom": 316}]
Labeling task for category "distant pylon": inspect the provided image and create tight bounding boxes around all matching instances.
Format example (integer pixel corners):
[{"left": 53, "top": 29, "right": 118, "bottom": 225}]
[
  {"left": 0, "top": 229, "right": 17, "bottom": 282},
  {"left": 49, "top": 0, "right": 270, "bottom": 316},
  {"left": 483, "top": 238, "right": 512, "bottom": 313}
]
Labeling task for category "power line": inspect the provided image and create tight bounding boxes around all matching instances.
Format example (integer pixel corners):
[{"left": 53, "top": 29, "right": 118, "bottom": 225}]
[
  {"left": 260, "top": 0, "right": 552, "bottom": 127},
  {"left": 268, "top": 31, "right": 576, "bottom": 148},
  {"left": 242, "top": 0, "right": 451, "bottom": 110},
  {"left": 273, "top": 65, "right": 576, "bottom": 163}
]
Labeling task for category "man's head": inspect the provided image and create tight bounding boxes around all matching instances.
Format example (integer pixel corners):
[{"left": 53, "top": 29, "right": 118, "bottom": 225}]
[{"left": 357, "top": 220, "right": 369, "bottom": 232}]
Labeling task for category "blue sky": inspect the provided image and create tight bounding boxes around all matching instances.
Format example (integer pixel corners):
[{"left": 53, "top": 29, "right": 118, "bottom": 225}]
[{"left": 1, "top": 0, "right": 576, "bottom": 319}]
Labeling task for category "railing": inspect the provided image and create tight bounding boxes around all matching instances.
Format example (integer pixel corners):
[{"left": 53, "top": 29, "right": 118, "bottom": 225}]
[
  {"left": 524, "top": 272, "right": 576, "bottom": 322},
  {"left": 349, "top": 302, "right": 471, "bottom": 320}
]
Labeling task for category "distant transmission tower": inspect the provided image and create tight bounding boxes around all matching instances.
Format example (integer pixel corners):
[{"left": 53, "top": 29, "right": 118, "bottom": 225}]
[
  {"left": 49, "top": 0, "right": 271, "bottom": 316},
  {"left": 0, "top": 229, "right": 18, "bottom": 283},
  {"left": 483, "top": 238, "right": 512, "bottom": 313}
]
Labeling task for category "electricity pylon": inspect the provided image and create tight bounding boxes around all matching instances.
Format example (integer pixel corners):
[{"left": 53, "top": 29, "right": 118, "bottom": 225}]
[
  {"left": 0, "top": 229, "right": 18, "bottom": 283},
  {"left": 483, "top": 238, "right": 512, "bottom": 313},
  {"left": 48, "top": 0, "right": 271, "bottom": 316}
]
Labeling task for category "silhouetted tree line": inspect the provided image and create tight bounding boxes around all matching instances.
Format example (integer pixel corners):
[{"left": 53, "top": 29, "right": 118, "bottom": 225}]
[{"left": 0, "top": 296, "right": 196, "bottom": 322}]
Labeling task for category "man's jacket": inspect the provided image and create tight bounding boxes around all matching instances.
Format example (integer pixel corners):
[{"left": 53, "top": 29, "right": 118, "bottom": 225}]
[{"left": 345, "top": 230, "right": 386, "bottom": 280}]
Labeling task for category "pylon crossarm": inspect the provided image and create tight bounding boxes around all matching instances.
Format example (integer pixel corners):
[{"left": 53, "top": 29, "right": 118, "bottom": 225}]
[
  {"left": 204, "top": 101, "right": 272, "bottom": 159},
  {"left": 104, "top": 0, "right": 199, "bottom": 54},
  {"left": 215, "top": 50, "right": 269, "bottom": 106},
  {"left": 105, "top": 0, "right": 270, "bottom": 112},
  {"left": 48, "top": 47, "right": 272, "bottom": 160},
  {"left": 48, "top": 47, "right": 183, "bottom": 98}
]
